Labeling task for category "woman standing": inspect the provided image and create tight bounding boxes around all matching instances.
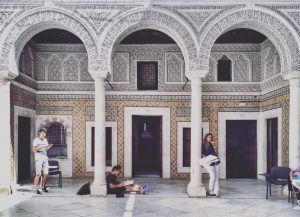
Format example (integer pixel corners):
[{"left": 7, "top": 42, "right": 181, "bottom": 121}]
[{"left": 201, "top": 133, "right": 220, "bottom": 196}]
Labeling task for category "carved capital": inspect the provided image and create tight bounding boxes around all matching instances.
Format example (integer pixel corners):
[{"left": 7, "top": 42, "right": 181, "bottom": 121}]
[
  {"left": 90, "top": 70, "right": 108, "bottom": 80},
  {"left": 283, "top": 71, "right": 300, "bottom": 81},
  {"left": 186, "top": 70, "right": 208, "bottom": 80},
  {"left": 0, "top": 70, "right": 15, "bottom": 86}
]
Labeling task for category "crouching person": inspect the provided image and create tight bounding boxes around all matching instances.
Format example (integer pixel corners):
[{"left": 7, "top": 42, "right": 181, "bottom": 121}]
[{"left": 106, "top": 165, "right": 148, "bottom": 197}]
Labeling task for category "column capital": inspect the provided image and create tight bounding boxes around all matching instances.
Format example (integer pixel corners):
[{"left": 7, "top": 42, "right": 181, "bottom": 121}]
[
  {"left": 186, "top": 70, "right": 208, "bottom": 80},
  {"left": 283, "top": 71, "right": 300, "bottom": 81},
  {"left": 0, "top": 70, "right": 15, "bottom": 85},
  {"left": 90, "top": 70, "right": 108, "bottom": 80}
]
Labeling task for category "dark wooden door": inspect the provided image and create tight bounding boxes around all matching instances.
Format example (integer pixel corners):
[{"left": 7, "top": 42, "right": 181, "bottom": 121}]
[
  {"left": 18, "top": 116, "right": 31, "bottom": 183},
  {"left": 226, "top": 120, "right": 257, "bottom": 178},
  {"left": 267, "top": 118, "right": 278, "bottom": 173},
  {"left": 132, "top": 116, "right": 161, "bottom": 177}
]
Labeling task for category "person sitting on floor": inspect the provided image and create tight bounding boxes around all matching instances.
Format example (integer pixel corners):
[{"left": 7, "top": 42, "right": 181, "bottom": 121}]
[
  {"left": 290, "top": 163, "right": 300, "bottom": 211},
  {"left": 106, "top": 165, "right": 148, "bottom": 197}
]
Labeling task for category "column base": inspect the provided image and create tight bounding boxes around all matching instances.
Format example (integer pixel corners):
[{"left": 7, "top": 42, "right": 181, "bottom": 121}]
[
  {"left": 91, "top": 183, "right": 107, "bottom": 196},
  {"left": 0, "top": 185, "right": 11, "bottom": 195},
  {"left": 187, "top": 183, "right": 206, "bottom": 197}
]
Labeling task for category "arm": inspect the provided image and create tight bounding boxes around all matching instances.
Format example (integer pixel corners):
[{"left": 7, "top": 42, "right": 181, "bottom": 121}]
[
  {"left": 46, "top": 144, "right": 53, "bottom": 150},
  {"left": 211, "top": 141, "right": 218, "bottom": 156},
  {"left": 109, "top": 182, "right": 123, "bottom": 189},
  {"left": 290, "top": 170, "right": 296, "bottom": 180}
]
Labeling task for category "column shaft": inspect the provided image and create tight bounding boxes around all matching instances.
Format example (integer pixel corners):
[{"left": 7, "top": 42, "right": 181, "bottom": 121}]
[
  {"left": 289, "top": 78, "right": 300, "bottom": 169},
  {"left": 0, "top": 80, "right": 11, "bottom": 195},
  {"left": 187, "top": 77, "right": 206, "bottom": 197},
  {"left": 91, "top": 76, "right": 107, "bottom": 196}
]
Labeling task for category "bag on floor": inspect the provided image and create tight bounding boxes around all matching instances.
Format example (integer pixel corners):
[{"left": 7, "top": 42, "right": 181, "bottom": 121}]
[{"left": 77, "top": 182, "right": 90, "bottom": 195}]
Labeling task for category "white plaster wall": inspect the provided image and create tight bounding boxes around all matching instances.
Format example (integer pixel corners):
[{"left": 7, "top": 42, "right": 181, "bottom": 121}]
[
  {"left": 124, "top": 107, "right": 171, "bottom": 178},
  {"left": 13, "top": 106, "right": 36, "bottom": 183},
  {"left": 85, "top": 121, "right": 118, "bottom": 172}
]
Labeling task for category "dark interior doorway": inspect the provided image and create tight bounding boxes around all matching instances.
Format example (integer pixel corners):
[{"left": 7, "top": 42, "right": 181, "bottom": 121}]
[
  {"left": 18, "top": 116, "right": 31, "bottom": 183},
  {"left": 267, "top": 118, "right": 278, "bottom": 173},
  {"left": 132, "top": 116, "right": 162, "bottom": 177},
  {"left": 226, "top": 120, "right": 257, "bottom": 179}
]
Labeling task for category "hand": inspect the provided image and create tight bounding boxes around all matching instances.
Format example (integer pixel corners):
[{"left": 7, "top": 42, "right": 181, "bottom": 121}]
[{"left": 47, "top": 144, "right": 53, "bottom": 150}]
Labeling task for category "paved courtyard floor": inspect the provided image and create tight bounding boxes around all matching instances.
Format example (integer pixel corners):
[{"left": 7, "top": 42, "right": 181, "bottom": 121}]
[{"left": 0, "top": 178, "right": 299, "bottom": 217}]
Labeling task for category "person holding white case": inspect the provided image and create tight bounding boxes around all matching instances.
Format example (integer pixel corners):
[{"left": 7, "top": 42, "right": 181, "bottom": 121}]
[{"left": 201, "top": 133, "right": 220, "bottom": 197}]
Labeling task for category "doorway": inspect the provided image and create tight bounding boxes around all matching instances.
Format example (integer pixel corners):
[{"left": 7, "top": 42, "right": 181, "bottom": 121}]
[
  {"left": 267, "top": 118, "right": 278, "bottom": 173},
  {"left": 132, "top": 116, "right": 162, "bottom": 177},
  {"left": 226, "top": 120, "right": 257, "bottom": 178},
  {"left": 18, "top": 116, "right": 31, "bottom": 183}
]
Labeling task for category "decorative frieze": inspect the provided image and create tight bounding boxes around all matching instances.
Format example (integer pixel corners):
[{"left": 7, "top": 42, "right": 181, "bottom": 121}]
[
  {"left": 37, "top": 106, "right": 73, "bottom": 112},
  {"left": 85, "top": 106, "right": 118, "bottom": 117},
  {"left": 176, "top": 107, "right": 209, "bottom": 117}
]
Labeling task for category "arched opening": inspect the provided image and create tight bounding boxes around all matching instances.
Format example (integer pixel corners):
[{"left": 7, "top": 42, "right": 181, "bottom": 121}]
[
  {"left": 14, "top": 28, "right": 90, "bottom": 180},
  {"left": 112, "top": 29, "right": 185, "bottom": 177},
  {"left": 208, "top": 28, "right": 282, "bottom": 179}
]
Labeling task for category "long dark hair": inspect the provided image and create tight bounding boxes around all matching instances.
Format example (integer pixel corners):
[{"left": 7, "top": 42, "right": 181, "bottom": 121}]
[{"left": 203, "top": 133, "right": 213, "bottom": 149}]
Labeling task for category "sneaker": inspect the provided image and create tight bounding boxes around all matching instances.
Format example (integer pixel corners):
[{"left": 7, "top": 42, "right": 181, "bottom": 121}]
[
  {"left": 42, "top": 188, "right": 49, "bottom": 193},
  {"left": 208, "top": 193, "right": 216, "bottom": 196},
  {"left": 35, "top": 190, "right": 41, "bottom": 195},
  {"left": 293, "top": 205, "right": 300, "bottom": 211},
  {"left": 142, "top": 183, "right": 149, "bottom": 191}
]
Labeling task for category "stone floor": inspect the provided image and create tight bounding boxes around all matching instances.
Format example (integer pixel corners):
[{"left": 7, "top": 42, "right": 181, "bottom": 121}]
[{"left": 0, "top": 178, "right": 299, "bottom": 217}]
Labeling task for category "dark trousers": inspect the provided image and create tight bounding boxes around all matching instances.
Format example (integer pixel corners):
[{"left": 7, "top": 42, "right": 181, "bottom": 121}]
[{"left": 108, "top": 186, "right": 126, "bottom": 197}]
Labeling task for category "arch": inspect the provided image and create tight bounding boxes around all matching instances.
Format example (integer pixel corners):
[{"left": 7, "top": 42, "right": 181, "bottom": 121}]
[
  {"left": 99, "top": 8, "right": 199, "bottom": 76},
  {"left": 199, "top": 7, "right": 300, "bottom": 74},
  {"left": 0, "top": 7, "right": 99, "bottom": 77}
]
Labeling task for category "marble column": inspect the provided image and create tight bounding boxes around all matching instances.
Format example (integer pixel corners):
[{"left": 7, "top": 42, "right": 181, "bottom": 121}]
[
  {"left": 0, "top": 78, "right": 12, "bottom": 195},
  {"left": 91, "top": 73, "right": 107, "bottom": 196},
  {"left": 284, "top": 71, "right": 300, "bottom": 169},
  {"left": 187, "top": 75, "right": 206, "bottom": 197}
]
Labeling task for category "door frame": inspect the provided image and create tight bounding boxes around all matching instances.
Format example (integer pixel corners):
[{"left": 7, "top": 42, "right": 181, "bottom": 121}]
[
  {"left": 218, "top": 109, "right": 282, "bottom": 179},
  {"left": 124, "top": 107, "right": 170, "bottom": 178},
  {"left": 14, "top": 106, "right": 36, "bottom": 184}
]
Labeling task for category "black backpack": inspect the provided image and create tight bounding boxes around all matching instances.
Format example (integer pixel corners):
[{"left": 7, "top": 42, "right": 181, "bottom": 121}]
[{"left": 77, "top": 182, "right": 90, "bottom": 195}]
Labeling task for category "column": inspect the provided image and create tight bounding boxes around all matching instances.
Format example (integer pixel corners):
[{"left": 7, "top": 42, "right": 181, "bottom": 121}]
[
  {"left": 0, "top": 78, "right": 12, "bottom": 195},
  {"left": 91, "top": 73, "right": 107, "bottom": 196},
  {"left": 187, "top": 75, "right": 206, "bottom": 197},
  {"left": 284, "top": 71, "right": 300, "bottom": 169}
]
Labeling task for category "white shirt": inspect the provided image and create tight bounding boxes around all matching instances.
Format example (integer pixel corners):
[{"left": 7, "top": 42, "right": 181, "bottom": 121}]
[{"left": 33, "top": 137, "right": 49, "bottom": 160}]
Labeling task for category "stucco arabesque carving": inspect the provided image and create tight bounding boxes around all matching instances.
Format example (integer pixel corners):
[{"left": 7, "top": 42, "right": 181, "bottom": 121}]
[
  {"left": 98, "top": 7, "right": 200, "bottom": 77},
  {"left": 0, "top": 7, "right": 100, "bottom": 77},
  {"left": 198, "top": 7, "right": 300, "bottom": 75}
]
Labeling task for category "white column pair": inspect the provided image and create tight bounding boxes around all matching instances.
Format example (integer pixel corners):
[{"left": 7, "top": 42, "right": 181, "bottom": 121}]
[{"left": 187, "top": 73, "right": 206, "bottom": 197}]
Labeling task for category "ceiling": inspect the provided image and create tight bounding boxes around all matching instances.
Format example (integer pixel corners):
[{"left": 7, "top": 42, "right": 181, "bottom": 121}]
[
  {"left": 120, "top": 29, "right": 176, "bottom": 44},
  {"left": 31, "top": 28, "right": 267, "bottom": 45},
  {"left": 32, "top": 29, "right": 83, "bottom": 44},
  {"left": 215, "top": 28, "right": 267, "bottom": 44}
]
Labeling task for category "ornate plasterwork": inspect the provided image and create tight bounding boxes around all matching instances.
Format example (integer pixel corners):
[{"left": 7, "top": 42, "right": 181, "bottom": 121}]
[
  {"left": 112, "top": 52, "right": 130, "bottom": 83},
  {"left": 0, "top": 8, "right": 99, "bottom": 76},
  {"left": 199, "top": 8, "right": 300, "bottom": 73},
  {"left": 99, "top": 8, "right": 199, "bottom": 74}
]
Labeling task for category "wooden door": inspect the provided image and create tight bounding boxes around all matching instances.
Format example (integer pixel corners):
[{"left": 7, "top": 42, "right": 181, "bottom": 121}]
[
  {"left": 132, "top": 116, "right": 161, "bottom": 177},
  {"left": 267, "top": 118, "right": 278, "bottom": 173},
  {"left": 18, "top": 116, "right": 31, "bottom": 183},
  {"left": 226, "top": 120, "right": 257, "bottom": 178}
]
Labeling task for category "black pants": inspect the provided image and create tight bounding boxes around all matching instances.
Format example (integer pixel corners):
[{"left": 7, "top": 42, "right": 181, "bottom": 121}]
[
  {"left": 108, "top": 187, "right": 126, "bottom": 197},
  {"left": 293, "top": 186, "right": 300, "bottom": 200}
]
